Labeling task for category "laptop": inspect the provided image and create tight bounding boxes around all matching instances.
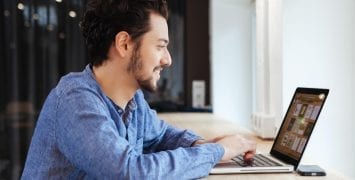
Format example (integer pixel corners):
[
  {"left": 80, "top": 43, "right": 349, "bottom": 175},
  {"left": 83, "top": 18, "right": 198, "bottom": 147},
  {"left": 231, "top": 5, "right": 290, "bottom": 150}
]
[{"left": 210, "top": 87, "right": 329, "bottom": 174}]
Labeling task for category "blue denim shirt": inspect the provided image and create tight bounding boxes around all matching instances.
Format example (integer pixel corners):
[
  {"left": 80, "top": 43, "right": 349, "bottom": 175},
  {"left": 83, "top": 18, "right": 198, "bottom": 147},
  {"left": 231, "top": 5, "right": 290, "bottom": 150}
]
[{"left": 22, "top": 65, "right": 224, "bottom": 179}]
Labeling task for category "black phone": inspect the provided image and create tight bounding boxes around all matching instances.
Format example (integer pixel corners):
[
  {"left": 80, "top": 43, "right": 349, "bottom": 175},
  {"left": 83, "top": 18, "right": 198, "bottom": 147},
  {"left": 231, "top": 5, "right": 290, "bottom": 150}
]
[{"left": 297, "top": 165, "right": 326, "bottom": 176}]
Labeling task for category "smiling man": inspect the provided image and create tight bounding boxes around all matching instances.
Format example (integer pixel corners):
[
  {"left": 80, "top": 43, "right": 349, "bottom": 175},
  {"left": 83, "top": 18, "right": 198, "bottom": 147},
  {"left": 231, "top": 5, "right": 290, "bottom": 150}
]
[{"left": 22, "top": 0, "right": 256, "bottom": 179}]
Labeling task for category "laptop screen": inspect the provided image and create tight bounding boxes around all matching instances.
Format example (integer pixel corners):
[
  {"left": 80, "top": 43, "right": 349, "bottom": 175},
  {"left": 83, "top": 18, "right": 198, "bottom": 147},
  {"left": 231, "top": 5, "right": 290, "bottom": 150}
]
[{"left": 270, "top": 88, "right": 329, "bottom": 168}]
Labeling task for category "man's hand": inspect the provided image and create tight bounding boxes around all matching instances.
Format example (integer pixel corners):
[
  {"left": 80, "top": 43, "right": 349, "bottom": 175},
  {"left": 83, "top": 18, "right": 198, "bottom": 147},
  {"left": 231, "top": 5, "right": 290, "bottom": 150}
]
[
  {"left": 192, "top": 134, "right": 256, "bottom": 161},
  {"left": 214, "top": 134, "right": 256, "bottom": 161}
]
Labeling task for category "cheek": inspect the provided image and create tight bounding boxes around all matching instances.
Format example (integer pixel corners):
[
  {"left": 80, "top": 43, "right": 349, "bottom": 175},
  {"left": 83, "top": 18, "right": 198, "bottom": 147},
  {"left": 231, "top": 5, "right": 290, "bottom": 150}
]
[
  {"left": 137, "top": 59, "right": 154, "bottom": 76},
  {"left": 142, "top": 51, "right": 160, "bottom": 68},
  {"left": 146, "top": 45, "right": 162, "bottom": 60},
  {"left": 137, "top": 46, "right": 162, "bottom": 74}
]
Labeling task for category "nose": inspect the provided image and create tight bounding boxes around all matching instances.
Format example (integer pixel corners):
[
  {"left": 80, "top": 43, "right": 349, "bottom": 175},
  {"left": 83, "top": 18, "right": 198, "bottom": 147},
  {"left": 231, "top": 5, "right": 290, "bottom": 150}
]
[{"left": 161, "top": 49, "right": 172, "bottom": 67}]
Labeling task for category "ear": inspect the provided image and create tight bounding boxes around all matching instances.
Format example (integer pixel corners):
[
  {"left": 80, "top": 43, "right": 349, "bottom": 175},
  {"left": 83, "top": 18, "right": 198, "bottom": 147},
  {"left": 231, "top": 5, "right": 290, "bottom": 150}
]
[{"left": 114, "top": 31, "right": 133, "bottom": 58}]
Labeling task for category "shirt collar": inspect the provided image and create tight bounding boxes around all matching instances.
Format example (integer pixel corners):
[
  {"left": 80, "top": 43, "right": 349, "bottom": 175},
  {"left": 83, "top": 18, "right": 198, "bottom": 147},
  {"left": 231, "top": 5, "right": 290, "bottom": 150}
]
[
  {"left": 85, "top": 64, "right": 138, "bottom": 114},
  {"left": 109, "top": 97, "right": 137, "bottom": 116}
]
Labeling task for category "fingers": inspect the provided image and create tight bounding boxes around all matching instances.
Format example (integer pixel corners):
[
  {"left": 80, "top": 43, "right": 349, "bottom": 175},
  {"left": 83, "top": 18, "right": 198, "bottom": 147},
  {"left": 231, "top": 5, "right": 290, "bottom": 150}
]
[
  {"left": 215, "top": 134, "right": 257, "bottom": 161},
  {"left": 243, "top": 151, "right": 256, "bottom": 161},
  {"left": 239, "top": 135, "right": 257, "bottom": 153}
]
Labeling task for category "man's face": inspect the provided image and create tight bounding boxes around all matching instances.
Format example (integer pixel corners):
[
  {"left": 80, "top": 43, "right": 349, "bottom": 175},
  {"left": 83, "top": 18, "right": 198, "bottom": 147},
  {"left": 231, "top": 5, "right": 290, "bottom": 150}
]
[{"left": 128, "top": 13, "right": 172, "bottom": 92}]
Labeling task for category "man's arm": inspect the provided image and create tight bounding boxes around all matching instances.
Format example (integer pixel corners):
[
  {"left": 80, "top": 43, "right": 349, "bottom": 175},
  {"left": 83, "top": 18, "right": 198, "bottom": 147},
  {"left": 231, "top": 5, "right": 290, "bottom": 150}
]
[
  {"left": 134, "top": 90, "right": 203, "bottom": 152},
  {"left": 56, "top": 88, "right": 224, "bottom": 179},
  {"left": 141, "top": 109, "right": 204, "bottom": 153},
  {"left": 137, "top": 90, "right": 256, "bottom": 161}
]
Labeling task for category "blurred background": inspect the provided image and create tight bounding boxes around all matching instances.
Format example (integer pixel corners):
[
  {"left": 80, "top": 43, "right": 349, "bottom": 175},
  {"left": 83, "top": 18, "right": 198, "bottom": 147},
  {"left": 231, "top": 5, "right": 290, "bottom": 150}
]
[
  {"left": 0, "top": 0, "right": 212, "bottom": 178},
  {"left": 1, "top": 0, "right": 87, "bottom": 178}
]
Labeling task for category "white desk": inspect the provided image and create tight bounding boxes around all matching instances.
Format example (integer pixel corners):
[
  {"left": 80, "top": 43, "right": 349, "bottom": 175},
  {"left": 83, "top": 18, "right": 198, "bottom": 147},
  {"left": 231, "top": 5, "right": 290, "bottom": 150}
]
[{"left": 158, "top": 113, "right": 350, "bottom": 180}]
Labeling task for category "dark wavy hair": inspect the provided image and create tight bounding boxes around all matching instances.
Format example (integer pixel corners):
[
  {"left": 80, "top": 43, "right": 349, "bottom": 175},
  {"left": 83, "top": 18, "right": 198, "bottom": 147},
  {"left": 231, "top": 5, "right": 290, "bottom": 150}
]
[{"left": 80, "top": 0, "right": 168, "bottom": 66}]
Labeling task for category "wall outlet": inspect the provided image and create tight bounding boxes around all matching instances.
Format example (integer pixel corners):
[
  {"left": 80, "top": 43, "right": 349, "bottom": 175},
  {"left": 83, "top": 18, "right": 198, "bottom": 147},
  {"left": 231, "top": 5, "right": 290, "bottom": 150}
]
[{"left": 192, "top": 80, "right": 205, "bottom": 108}]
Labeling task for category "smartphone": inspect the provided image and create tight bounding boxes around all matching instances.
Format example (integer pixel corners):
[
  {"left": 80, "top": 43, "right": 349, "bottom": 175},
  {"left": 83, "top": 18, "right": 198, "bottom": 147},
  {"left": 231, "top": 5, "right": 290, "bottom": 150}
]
[{"left": 297, "top": 165, "right": 326, "bottom": 176}]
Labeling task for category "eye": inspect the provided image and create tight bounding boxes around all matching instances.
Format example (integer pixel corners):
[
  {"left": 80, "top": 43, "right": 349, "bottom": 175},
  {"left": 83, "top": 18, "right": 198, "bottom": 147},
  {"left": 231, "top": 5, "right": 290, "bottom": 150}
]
[{"left": 157, "top": 45, "right": 167, "bottom": 50}]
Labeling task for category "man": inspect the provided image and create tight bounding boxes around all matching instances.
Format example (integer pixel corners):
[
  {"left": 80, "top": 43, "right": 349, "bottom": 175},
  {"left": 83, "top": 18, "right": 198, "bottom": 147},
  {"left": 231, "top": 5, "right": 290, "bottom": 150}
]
[{"left": 22, "top": 0, "right": 256, "bottom": 179}]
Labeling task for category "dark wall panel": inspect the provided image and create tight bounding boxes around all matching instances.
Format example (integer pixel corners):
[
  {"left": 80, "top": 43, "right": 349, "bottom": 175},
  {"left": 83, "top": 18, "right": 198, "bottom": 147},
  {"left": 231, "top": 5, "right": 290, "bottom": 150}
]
[
  {"left": 185, "top": 0, "right": 211, "bottom": 107},
  {"left": 0, "top": 0, "right": 87, "bottom": 178}
]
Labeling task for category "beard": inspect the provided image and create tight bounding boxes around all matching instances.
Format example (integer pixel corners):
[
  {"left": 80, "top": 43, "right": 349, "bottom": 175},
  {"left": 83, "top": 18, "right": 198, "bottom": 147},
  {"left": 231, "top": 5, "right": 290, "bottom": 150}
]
[{"left": 127, "top": 42, "right": 160, "bottom": 93}]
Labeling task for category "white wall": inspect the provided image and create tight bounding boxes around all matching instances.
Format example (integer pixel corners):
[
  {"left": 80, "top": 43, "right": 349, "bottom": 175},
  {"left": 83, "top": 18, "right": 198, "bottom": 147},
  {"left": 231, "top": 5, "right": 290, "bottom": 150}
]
[
  {"left": 283, "top": 0, "right": 355, "bottom": 178},
  {"left": 210, "top": 0, "right": 253, "bottom": 128},
  {"left": 353, "top": 26, "right": 355, "bottom": 178},
  {"left": 211, "top": 0, "right": 355, "bottom": 177}
]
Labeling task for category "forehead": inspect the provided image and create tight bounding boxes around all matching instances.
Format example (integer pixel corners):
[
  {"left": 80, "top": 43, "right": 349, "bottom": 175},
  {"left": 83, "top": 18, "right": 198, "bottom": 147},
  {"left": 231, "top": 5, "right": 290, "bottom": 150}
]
[{"left": 143, "top": 12, "right": 169, "bottom": 42}]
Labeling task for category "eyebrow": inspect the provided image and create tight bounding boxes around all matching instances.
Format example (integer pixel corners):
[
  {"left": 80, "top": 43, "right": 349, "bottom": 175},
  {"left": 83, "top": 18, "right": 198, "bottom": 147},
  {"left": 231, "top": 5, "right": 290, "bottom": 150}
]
[{"left": 158, "top": 39, "right": 169, "bottom": 44}]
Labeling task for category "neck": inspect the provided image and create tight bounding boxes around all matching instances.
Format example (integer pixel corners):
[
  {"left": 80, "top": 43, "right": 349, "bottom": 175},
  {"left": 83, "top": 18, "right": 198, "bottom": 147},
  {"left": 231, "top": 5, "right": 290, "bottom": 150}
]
[{"left": 92, "top": 61, "right": 138, "bottom": 109}]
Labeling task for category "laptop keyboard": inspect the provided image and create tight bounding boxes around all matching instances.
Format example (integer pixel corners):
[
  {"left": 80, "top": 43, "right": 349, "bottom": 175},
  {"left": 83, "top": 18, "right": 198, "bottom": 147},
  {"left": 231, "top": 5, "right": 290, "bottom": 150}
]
[{"left": 231, "top": 154, "right": 282, "bottom": 167}]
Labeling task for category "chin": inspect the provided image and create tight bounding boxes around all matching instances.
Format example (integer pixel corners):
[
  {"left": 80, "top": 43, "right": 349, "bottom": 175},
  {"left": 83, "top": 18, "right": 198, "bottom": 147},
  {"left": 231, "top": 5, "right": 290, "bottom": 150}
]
[
  {"left": 142, "top": 85, "right": 157, "bottom": 93},
  {"left": 137, "top": 75, "right": 159, "bottom": 93},
  {"left": 140, "top": 82, "right": 158, "bottom": 93}
]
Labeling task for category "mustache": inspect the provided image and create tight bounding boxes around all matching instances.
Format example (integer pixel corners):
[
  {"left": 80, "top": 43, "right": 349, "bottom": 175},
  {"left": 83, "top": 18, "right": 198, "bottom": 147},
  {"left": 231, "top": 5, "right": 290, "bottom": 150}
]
[{"left": 153, "top": 66, "right": 163, "bottom": 71}]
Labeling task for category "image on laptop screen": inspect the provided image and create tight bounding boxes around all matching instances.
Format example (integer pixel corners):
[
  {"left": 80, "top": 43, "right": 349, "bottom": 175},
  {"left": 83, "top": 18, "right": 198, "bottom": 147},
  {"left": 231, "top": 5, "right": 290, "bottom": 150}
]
[{"left": 272, "top": 90, "right": 328, "bottom": 162}]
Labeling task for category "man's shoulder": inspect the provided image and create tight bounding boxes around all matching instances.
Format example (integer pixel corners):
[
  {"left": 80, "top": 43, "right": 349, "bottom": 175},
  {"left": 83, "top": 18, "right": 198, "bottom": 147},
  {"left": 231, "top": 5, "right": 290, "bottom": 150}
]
[
  {"left": 47, "top": 71, "right": 108, "bottom": 115},
  {"left": 57, "top": 68, "right": 96, "bottom": 93},
  {"left": 59, "top": 71, "right": 88, "bottom": 88}
]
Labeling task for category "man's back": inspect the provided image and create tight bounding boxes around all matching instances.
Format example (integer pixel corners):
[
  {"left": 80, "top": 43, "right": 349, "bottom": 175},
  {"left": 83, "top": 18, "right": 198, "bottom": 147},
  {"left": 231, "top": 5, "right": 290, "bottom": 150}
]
[{"left": 22, "top": 65, "right": 107, "bottom": 178}]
